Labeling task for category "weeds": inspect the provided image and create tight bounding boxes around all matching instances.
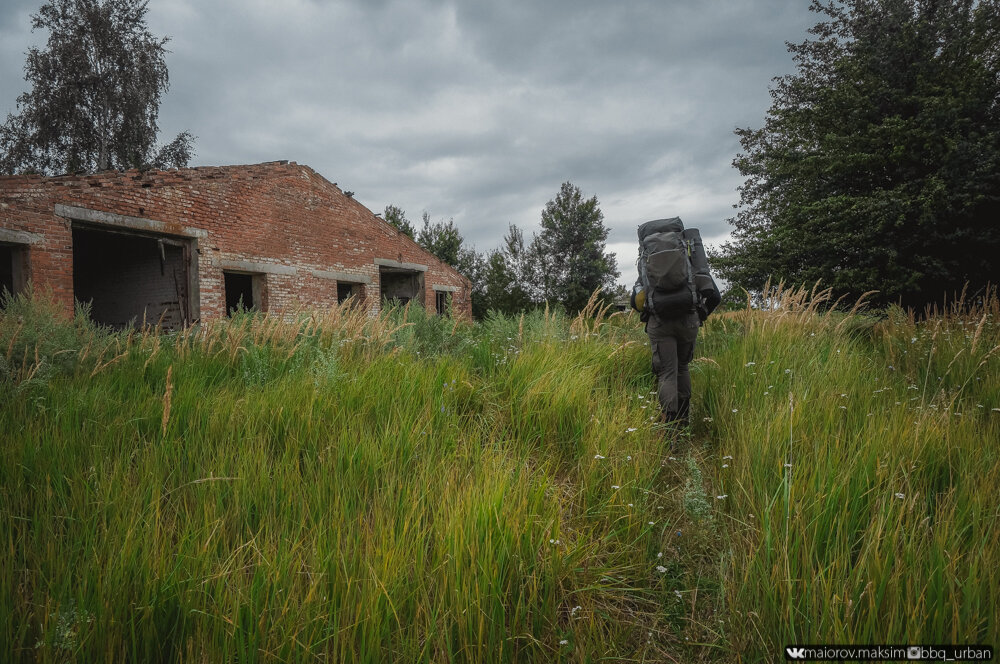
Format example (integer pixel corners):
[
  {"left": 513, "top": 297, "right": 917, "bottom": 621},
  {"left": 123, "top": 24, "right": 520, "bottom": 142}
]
[{"left": 1, "top": 286, "right": 997, "bottom": 662}]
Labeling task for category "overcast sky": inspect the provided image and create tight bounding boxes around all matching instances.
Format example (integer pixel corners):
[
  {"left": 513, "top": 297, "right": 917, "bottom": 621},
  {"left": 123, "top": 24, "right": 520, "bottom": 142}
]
[{"left": 0, "top": 0, "right": 818, "bottom": 286}]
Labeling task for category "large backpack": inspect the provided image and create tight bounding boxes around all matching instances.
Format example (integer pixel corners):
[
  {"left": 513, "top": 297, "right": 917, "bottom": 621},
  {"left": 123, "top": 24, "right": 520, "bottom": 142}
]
[{"left": 631, "top": 217, "right": 716, "bottom": 319}]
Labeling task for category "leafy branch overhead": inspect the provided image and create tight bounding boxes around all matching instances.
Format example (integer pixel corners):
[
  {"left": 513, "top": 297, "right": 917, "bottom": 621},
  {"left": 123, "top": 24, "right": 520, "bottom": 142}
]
[{"left": 0, "top": 0, "right": 195, "bottom": 175}]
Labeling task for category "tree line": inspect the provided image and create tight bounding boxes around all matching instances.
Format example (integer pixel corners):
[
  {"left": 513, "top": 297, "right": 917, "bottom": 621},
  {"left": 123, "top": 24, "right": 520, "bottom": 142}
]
[{"left": 383, "top": 180, "right": 621, "bottom": 319}]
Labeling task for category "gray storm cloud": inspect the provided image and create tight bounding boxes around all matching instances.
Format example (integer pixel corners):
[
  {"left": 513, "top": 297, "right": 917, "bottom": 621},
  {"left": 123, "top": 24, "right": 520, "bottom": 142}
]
[{"left": 0, "top": 0, "right": 817, "bottom": 285}]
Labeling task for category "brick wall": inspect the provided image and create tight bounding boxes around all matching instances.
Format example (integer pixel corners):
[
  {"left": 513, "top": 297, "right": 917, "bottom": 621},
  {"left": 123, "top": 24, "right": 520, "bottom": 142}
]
[{"left": 0, "top": 161, "right": 472, "bottom": 321}]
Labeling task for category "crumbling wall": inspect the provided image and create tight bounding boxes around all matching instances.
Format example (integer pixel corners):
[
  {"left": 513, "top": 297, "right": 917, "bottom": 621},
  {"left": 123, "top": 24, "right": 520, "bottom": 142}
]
[{"left": 0, "top": 162, "right": 472, "bottom": 321}]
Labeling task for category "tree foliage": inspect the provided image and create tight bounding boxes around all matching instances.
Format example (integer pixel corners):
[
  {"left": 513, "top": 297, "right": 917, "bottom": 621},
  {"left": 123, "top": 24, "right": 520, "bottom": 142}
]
[
  {"left": 417, "top": 212, "right": 465, "bottom": 267},
  {"left": 413, "top": 211, "right": 489, "bottom": 316},
  {"left": 528, "top": 182, "right": 619, "bottom": 313},
  {"left": 409, "top": 184, "right": 620, "bottom": 318},
  {"left": 0, "top": 0, "right": 194, "bottom": 175},
  {"left": 383, "top": 204, "right": 415, "bottom": 239},
  {"left": 478, "top": 225, "right": 532, "bottom": 316},
  {"left": 715, "top": 0, "right": 1000, "bottom": 308}
]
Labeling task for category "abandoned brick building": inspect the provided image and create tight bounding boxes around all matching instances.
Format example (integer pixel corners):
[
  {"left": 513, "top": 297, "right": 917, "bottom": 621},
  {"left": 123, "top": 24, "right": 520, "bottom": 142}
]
[{"left": 0, "top": 161, "right": 471, "bottom": 327}]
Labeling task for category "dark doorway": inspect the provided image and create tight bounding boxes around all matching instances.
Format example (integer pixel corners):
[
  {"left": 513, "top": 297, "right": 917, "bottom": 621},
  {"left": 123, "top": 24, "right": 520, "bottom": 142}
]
[
  {"left": 435, "top": 291, "right": 449, "bottom": 316},
  {"left": 72, "top": 226, "right": 191, "bottom": 329},
  {"left": 0, "top": 243, "right": 27, "bottom": 306}
]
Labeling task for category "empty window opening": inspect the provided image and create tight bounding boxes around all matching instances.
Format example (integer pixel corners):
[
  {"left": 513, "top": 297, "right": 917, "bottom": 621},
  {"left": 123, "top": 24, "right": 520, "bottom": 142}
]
[
  {"left": 0, "top": 243, "right": 28, "bottom": 306},
  {"left": 224, "top": 271, "right": 265, "bottom": 315},
  {"left": 435, "top": 291, "right": 449, "bottom": 316},
  {"left": 72, "top": 226, "right": 191, "bottom": 329},
  {"left": 337, "top": 281, "right": 364, "bottom": 305},
  {"left": 379, "top": 267, "right": 424, "bottom": 307}
]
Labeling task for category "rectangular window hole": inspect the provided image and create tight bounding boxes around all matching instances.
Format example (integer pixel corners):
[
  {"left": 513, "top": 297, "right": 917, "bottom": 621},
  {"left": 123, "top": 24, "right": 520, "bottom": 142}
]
[
  {"left": 337, "top": 281, "right": 364, "bottom": 305},
  {"left": 224, "top": 271, "right": 263, "bottom": 315},
  {"left": 0, "top": 243, "right": 28, "bottom": 306}
]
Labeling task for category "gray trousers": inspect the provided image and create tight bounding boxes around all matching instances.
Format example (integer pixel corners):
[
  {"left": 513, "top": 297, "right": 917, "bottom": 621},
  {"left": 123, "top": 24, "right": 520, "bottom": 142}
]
[{"left": 650, "top": 335, "right": 695, "bottom": 422}]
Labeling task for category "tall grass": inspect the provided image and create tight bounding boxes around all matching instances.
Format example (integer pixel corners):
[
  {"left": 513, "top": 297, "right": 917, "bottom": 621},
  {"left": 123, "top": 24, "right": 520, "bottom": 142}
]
[
  {"left": 700, "top": 284, "right": 1000, "bottom": 654},
  {"left": 1, "top": 286, "right": 997, "bottom": 661}
]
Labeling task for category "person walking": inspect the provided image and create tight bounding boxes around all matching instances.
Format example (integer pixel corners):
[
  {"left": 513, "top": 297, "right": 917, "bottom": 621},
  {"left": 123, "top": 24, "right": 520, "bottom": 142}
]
[{"left": 630, "top": 217, "right": 721, "bottom": 429}]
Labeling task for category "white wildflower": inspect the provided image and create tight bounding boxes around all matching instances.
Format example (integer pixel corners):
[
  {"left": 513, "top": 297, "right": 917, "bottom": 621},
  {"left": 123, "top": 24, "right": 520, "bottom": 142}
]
[{"left": 656, "top": 566, "right": 668, "bottom": 573}]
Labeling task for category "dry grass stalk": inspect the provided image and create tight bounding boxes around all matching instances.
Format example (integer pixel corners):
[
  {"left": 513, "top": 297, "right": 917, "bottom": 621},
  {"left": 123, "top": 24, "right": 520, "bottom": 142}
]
[
  {"left": 5, "top": 319, "right": 23, "bottom": 361},
  {"left": 832, "top": 290, "right": 878, "bottom": 334},
  {"left": 161, "top": 365, "right": 173, "bottom": 437},
  {"left": 970, "top": 310, "right": 988, "bottom": 355}
]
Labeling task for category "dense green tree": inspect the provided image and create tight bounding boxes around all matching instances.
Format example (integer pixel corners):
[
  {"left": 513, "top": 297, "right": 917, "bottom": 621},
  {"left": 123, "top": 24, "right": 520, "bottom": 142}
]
[
  {"left": 382, "top": 204, "right": 415, "bottom": 239},
  {"left": 528, "top": 182, "right": 619, "bottom": 313},
  {"left": 456, "top": 246, "right": 487, "bottom": 319},
  {"left": 715, "top": 0, "right": 1000, "bottom": 308},
  {"left": 413, "top": 211, "right": 489, "bottom": 316},
  {"left": 417, "top": 212, "right": 464, "bottom": 267},
  {"left": 0, "top": 0, "right": 194, "bottom": 175},
  {"left": 479, "top": 224, "right": 532, "bottom": 316}
]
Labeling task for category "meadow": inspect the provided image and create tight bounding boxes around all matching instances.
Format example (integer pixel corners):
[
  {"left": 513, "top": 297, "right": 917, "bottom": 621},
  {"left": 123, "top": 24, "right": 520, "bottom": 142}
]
[{"left": 1, "top": 286, "right": 997, "bottom": 662}]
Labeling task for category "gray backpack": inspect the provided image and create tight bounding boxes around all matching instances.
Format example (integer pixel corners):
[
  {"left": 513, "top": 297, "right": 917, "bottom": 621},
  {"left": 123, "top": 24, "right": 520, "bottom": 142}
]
[{"left": 632, "top": 217, "right": 715, "bottom": 319}]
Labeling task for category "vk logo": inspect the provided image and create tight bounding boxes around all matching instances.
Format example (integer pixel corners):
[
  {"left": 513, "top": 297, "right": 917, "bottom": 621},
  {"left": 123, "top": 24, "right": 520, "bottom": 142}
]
[{"left": 786, "top": 647, "right": 807, "bottom": 659}]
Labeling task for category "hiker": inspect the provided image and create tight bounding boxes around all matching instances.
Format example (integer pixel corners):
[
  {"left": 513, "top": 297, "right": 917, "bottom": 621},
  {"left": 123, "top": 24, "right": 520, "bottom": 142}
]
[{"left": 630, "top": 217, "right": 721, "bottom": 428}]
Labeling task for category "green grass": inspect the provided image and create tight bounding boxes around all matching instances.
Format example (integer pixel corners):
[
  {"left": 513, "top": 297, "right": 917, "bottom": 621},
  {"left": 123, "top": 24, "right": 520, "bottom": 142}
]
[{"left": 1, "top": 287, "right": 997, "bottom": 662}]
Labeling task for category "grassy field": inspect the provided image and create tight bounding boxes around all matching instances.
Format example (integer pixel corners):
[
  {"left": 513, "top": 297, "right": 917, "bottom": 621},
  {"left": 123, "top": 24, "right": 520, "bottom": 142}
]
[{"left": 1, "top": 287, "right": 997, "bottom": 662}]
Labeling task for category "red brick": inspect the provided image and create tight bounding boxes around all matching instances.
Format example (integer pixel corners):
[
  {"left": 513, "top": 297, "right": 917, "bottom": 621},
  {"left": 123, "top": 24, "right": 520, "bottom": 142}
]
[{"left": 0, "top": 161, "right": 472, "bottom": 320}]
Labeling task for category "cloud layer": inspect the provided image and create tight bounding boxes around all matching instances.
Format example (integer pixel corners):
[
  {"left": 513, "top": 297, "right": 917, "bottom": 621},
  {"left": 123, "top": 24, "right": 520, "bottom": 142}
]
[{"left": 0, "top": 0, "right": 818, "bottom": 285}]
